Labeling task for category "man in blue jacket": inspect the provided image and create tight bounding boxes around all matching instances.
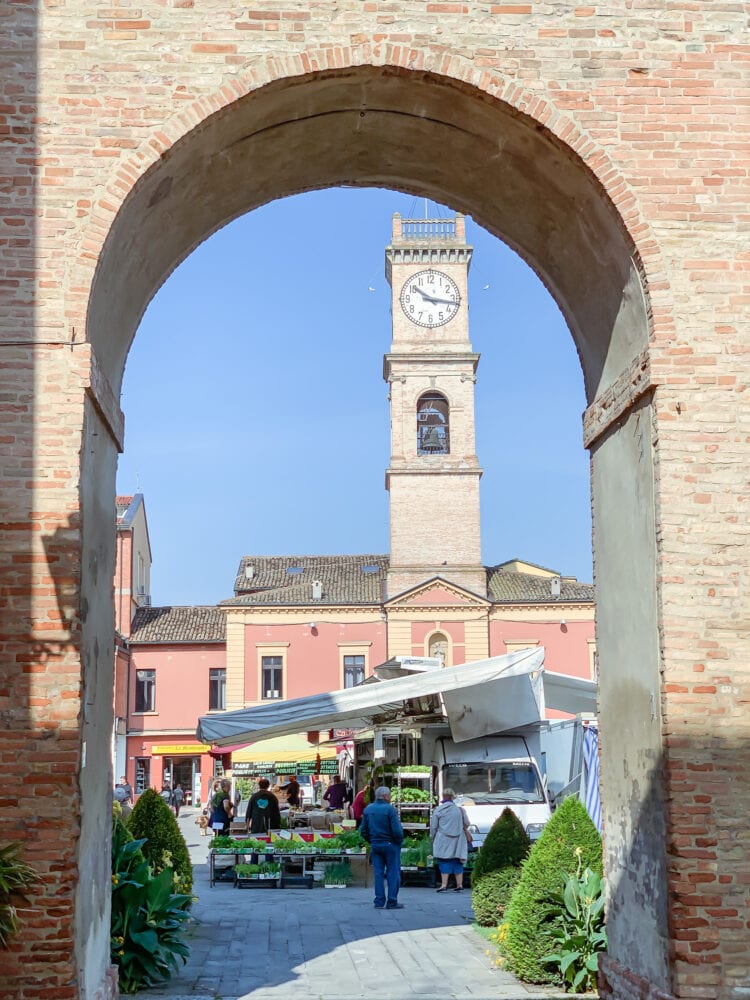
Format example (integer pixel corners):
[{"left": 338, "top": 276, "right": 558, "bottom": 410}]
[{"left": 360, "top": 785, "right": 404, "bottom": 909}]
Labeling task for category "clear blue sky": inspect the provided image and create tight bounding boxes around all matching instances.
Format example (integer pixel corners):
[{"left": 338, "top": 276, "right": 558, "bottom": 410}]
[{"left": 117, "top": 187, "right": 592, "bottom": 606}]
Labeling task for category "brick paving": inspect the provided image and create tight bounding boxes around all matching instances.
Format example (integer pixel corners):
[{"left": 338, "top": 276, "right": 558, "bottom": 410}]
[{"left": 141, "top": 809, "right": 566, "bottom": 1000}]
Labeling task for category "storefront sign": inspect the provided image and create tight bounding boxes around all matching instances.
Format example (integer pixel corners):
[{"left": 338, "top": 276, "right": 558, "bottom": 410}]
[
  {"left": 232, "top": 761, "right": 274, "bottom": 776},
  {"left": 150, "top": 744, "right": 210, "bottom": 756},
  {"left": 297, "top": 759, "right": 339, "bottom": 775},
  {"left": 231, "top": 759, "right": 339, "bottom": 776}
]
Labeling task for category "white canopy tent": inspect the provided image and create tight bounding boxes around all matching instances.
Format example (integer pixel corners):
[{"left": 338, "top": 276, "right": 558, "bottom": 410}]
[{"left": 197, "top": 647, "right": 597, "bottom": 747}]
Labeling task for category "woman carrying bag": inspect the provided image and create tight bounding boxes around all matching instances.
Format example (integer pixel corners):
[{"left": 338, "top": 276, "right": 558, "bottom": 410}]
[{"left": 430, "top": 787, "right": 473, "bottom": 892}]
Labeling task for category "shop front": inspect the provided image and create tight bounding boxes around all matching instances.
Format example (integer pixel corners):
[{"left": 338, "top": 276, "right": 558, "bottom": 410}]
[{"left": 130, "top": 740, "right": 213, "bottom": 806}]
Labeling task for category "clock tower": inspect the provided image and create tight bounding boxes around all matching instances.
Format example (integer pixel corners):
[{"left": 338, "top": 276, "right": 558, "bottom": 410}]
[{"left": 384, "top": 213, "right": 484, "bottom": 598}]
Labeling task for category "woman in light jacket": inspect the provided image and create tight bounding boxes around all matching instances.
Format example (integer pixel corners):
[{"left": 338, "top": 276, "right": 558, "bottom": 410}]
[{"left": 430, "top": 787, "right": 473, "bottom": 892}]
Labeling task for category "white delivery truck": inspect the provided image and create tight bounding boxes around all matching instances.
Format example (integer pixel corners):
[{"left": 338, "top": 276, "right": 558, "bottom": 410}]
[{"left": 425, "top": 730, "right": 552, "bottom": 846}]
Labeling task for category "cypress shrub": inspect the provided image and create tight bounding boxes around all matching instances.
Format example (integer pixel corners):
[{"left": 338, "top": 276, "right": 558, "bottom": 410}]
[
  {"left": 473, "top": 807, "right": 531, "bottom": 881},
  {"left": 127, "top": 789, "right": 193, "bottom": 897},
  {"left": 502, "top": 796, "right": 602, "bottom": 984},
  {"left": 471, "top": 867, "right": 522, "bottom": 927}
]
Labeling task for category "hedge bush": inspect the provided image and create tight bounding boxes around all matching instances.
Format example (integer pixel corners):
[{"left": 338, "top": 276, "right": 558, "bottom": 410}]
[
  {"left": 126, "top": 789, "right": 193, "bottom": 896},
  {"left": 472, "top": 807, "right": 531, "bottom": 881},
  {"left": 471, "top": 866, "right": 523, "bottom": 927},
  {"left": 502, "top": 796, "right": 602, "bottom": 984}
]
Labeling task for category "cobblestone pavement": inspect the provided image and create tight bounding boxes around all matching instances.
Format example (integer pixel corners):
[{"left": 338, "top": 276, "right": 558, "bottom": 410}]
[{"left": 141, "top": 808, "right": 566, "bottom": 1000}]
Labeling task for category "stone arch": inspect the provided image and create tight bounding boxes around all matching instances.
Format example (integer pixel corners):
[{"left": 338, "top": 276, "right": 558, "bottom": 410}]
[{"left": 76, "top": 50, "right": 669, "bottom": 1000}]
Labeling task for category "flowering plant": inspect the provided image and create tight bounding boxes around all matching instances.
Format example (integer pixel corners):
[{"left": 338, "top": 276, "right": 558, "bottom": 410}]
[{"left": 542, "top": 849, "right": 607, "bottom": 993}]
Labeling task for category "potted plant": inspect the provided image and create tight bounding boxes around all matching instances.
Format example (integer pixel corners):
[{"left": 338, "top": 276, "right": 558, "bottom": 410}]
[{"left": 323, "top": 862, "right": 353, "bottom": 888}]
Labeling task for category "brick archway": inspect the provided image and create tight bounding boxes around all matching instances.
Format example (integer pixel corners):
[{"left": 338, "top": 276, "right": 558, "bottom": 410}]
[
  {"left": 84, "top": 57, "right": 667, "bottom": 1000},
  {"left": 1, "top": 14, "right": 747, "bottom": 1000}
]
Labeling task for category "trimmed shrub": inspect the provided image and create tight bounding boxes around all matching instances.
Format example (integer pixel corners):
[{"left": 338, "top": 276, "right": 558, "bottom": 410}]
[
  {"left": 126, "top": 789, "right": 193, "bottom": 896},
  {"left": 472, "top": 866, "right": 522, "bottom": 927},
  {"left": 502, "top": 796, "right": 603, "bottom": 985},
  {"left": 473, "top": 807, "right": 531, "bottom": 881}
]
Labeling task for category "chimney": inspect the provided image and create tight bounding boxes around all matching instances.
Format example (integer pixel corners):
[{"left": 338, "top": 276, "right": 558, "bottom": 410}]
[
  {"left": 312, "top": 580, "right": 322, "bottom": 600},
  {"left": 550, "top": 576, "right": 561, "bottom": 599},
  {"left": 245, "top": 564, "right": 255, "bottom": 582}
]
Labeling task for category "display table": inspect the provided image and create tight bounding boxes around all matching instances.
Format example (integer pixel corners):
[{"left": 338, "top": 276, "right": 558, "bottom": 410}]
[{"left": 209, "top": 846, "right": 368, "bottom": 889}]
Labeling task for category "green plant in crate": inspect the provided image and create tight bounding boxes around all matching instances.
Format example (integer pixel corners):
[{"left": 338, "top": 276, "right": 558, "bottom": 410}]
[
  {"left": 324, "top": 862, "right": 353, "bottom": 886},
  {"left": 127, "top": 789, "right": 193, "bottom": 896},
  {"left": 110, "top": 817, "right": 191, "bottom": 994},
  {"left": 0, "top": 842, "right": 39, "bottom": 947},
  {"left": 542, "top": 857, "right": 607, "bottom": 993}
]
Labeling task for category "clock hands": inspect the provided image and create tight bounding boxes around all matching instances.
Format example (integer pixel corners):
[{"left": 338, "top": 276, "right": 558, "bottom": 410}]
[{"left": 413, "top": 287, "right": 457, "bottom": 308}]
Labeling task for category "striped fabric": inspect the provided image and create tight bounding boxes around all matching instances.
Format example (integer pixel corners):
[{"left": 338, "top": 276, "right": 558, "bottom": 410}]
[{"left": 583, "top": 725, "right": 602, "bottom": 833}]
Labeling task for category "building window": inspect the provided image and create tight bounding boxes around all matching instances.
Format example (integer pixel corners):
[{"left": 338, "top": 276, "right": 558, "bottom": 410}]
[
  {"left": 209, "top": 668, "right": 226, "bottom": 711},
  {"left": 261, "top": 656, "right": 283, "bottom": 699},
  {"left": 135, "top": 669, "right": 155, "bottom": 712},
  {"left": 135, "top": 757, "right": 150, "bottom": 794},
  {"left": 417, "top": 392, "right": 450, "bottom": 455},
  {"left": 343, "top": 654, "right": 366, "bottom": 688}
]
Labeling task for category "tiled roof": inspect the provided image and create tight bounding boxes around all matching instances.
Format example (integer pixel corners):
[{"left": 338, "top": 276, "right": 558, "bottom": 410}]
[
  {"left": 486, "top": 565, "right": 594, "bottom": 604},
  {"left": 224, "top": 555, "right": 389, "bottom": 607},
  {"left": 224, "top": 554, "right": 593, "bottom": 608},
  {"left": 129, "top": 606, "right": 226, "bottom": 643}
]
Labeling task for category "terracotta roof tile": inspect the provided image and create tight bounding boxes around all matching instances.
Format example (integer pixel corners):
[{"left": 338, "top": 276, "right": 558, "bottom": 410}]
[
  {"left": 224, "top": 555, "right": 389, "bottom": 607},
  {"left": 129, "top": 606, "right": 226, "bottom": 643},
  {"left": 486, "top": 565, "right": 594, "bottom": 604}
]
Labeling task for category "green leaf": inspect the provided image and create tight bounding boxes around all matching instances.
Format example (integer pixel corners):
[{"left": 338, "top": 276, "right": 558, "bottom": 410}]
[{"left": 560, "top": 950, "right": 581, "bottom": 974}]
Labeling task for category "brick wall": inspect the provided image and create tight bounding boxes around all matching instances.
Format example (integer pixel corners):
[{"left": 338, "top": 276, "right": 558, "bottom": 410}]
[{"left": 0, "top": 3, "right": 747, "bottom": 998}]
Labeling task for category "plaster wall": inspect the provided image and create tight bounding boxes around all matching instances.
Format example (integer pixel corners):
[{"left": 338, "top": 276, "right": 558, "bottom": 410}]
[
  {"left": 127, "top": 645, "right": 226, "bottom": 732},
  {"left": 592, "top": 395, "right": 669, "bottom": 989},
  {"left": 242, "top": 619, "right": 387, "bottom": 701}
]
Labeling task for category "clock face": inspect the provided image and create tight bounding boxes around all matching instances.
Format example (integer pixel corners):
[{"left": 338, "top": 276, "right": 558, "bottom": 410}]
[{"left": 400, "top": 270, "right": 461, "bottom": 328}]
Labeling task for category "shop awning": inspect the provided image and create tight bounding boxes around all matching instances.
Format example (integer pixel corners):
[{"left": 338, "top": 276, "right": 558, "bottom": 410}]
[
  {"left": 231, "top": 734, "right": 338, "bottom": 764},
  {"left": 197, "top": 647, "right": 593, "bottom": 748}
]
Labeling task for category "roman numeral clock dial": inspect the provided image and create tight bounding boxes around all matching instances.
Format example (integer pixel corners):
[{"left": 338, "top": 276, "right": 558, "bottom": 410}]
[{"left": 399, "top": 269, "right": 461, "bottom": 328}]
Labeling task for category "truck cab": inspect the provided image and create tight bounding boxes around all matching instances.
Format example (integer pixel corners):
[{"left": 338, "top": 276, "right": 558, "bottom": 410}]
[{"left": 431, "top": 734, "right": 552, "bottom": 847}]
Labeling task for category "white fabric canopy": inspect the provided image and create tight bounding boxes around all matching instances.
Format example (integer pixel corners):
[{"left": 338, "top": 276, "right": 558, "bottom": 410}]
[{"left": 197, "top": 647, "right": 594, "bottom": 747}]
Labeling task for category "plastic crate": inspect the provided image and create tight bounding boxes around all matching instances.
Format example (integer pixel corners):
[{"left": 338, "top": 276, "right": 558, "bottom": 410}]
[
  {"left": 235, "top": 876, "right": 280, "bottom": 889},
  {"left": 280, "top": 874, "right": 314, "bottom": 889}
]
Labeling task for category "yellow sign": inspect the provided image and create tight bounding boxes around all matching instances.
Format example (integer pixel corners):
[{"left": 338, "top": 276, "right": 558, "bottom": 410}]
[{"left": 150, "top": 744, "right": 210, "bottom": 756}]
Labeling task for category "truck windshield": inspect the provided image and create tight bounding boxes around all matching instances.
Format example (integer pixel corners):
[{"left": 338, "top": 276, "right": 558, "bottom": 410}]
[{"left": 443, "top": 762, "right": 545, "bottom": 804}]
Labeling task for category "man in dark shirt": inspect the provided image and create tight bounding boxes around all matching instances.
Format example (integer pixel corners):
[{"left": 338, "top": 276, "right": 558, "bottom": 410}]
[
  {"left": 278, "top": 774, "right": 301, "bottom": 808},
  {"left": 323, "top": 775, "right": 349, "bottom": 811},
  {"left": 245, "top": 778, "right": 281, "bottom": 834},
  {"left": 360, "top": 786, "right": 404, "bottom": 909}
]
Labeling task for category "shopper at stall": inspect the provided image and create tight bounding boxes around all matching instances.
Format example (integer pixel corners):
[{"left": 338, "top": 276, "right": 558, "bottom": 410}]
[
  {"left": 430, "top": 787, "right": 472, "bottom": 892},
  {"left": 210, "top": 778, "right": 234, "bottom": 836},
  {"left": 277, "top": 774, "right": 301, "bottom": 808},
  {"left": 323, "top": 774, "right": 349, "bottom": 811},
  {"left": 351, "top": 787, "right": 368, "bottom": 827},
  {"left": 245, "top": 778, "right": 281, "bottom": 834},
  {"left": 360, "top": 786, "right": 404, "bottom": 909}
]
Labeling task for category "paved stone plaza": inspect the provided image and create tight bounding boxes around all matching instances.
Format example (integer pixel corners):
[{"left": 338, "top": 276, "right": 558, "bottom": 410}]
[{"left": 141, "top": 809, "right": 566, "bottom": 1000}]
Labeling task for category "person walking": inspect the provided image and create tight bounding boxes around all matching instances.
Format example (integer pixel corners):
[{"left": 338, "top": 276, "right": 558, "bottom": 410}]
[
  {"left": 172, "top": 783, "right": 185, "bottom": 818},
  {"left": 116, "top": 775, "right": 133, "bottom": 804},
  {"left": 360, "top": 786, "right": 404, "bottom": 909},
  {"left": 430, "top": 787, "right": 472, "bottom": 892},
  {"left": 160, "top": 783, "right": 175, "bottom": 813}
]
